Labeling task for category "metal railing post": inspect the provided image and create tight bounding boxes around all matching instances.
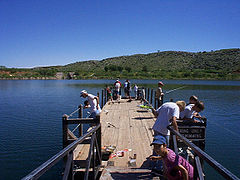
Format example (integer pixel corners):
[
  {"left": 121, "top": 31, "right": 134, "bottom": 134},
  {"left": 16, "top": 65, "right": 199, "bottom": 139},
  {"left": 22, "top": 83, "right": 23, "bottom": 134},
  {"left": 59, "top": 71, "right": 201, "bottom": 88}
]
[
  {"left": 78, "top": 105, "right": 83, "bottom": 137},
  {"left": 62, "top": 114, "right": 68, "bottom": 148},
  {"left": 168, "top": 126, "right": 239, "bottom": 180},
  {"left": 150, "top": 89, "right": 153, "bottom": 105},
  {"left": 95, "top": 115, "right": 101, "bottom": 166},
  {"left": 104, "top": 88, "right": 107, "bottom": 105},
  {"left": 147, "top": 88, "right": 150, "bottom": 101},
  {"left": 101, "top": 89, "right": 104, "bottom": 108},
  {"left": 154, "top": 91, "right": 157, "bottom": 109}
]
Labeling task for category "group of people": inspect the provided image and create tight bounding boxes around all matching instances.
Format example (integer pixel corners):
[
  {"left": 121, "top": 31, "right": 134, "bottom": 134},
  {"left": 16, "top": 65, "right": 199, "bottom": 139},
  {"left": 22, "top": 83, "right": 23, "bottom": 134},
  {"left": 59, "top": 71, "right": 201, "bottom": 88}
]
[
  {"left": 107, "top": 79, "right": 141, "bottom": 101},
  {"left": 150, "top": 85, "right": 205, "bottom": 179},
  {"left": 80, "top": 80, "right": 205, "bottom": 180}
]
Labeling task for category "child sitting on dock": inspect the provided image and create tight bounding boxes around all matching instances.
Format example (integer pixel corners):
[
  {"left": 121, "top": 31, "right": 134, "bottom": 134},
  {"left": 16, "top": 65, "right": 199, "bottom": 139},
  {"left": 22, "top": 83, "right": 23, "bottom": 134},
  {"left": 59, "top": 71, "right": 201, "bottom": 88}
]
[{"left": 150, "top": 135, "right": 194, "bottom": 180}]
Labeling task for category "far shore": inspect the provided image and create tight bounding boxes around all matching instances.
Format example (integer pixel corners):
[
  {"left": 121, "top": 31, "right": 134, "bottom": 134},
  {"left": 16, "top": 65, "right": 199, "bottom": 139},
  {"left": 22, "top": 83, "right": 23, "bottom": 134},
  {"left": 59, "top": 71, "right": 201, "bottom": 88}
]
[{"left": 1, "top": 77, "right": 239, "bottom": 81}]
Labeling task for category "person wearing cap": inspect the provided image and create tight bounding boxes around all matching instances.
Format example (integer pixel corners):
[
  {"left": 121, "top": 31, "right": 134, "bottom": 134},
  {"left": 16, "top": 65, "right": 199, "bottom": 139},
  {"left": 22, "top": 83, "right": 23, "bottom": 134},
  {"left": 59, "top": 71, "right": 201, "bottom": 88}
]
[
  {"left": 150, "top": 135, "right": 194, "bottom": 180},
  {"left": 80, "top": 90, "right": 101, "bottom": 118},
  {"left": 187, "top": 95, "right": 198, "bottom": 105},
  {"left": 156, "top": 81, "right": 164, "bottom": 108},
  {"left": 151, "top": 101, "right": 186, "bottom": 146},
  {"left": 150, "top": 101, "right": 185, "bottom": 174}
]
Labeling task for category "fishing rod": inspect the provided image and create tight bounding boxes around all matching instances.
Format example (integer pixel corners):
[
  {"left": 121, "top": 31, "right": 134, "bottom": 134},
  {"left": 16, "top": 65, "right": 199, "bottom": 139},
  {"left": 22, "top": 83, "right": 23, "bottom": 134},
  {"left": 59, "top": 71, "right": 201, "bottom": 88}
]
[
  {"left": 165, "top": 86, "right": 186, "bottom": 94},
  {"left": 138, "top": 86, "right": 187, "bottom": 110}
]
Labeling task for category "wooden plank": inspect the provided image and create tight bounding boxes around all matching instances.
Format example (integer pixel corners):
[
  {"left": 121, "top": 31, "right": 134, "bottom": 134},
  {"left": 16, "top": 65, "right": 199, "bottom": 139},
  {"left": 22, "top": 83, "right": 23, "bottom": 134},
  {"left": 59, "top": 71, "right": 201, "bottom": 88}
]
[{"left": 74, "top": 99, "right": 156, "bottom": 172}]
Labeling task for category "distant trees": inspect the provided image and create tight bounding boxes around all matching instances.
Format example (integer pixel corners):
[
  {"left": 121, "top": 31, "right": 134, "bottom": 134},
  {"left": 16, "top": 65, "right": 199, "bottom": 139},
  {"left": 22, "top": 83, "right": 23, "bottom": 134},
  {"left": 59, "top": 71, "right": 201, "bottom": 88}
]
[
  {"left": 142, "top": 65, "right": 148, "bottom": 72},
  {"left": 35, "top": 68, "right": 57, "bottom": 77},
  {"left": 125, "top": 67, "right": 131, "bottom": 72},
  {"left": 104, "top": 65, "right": 124, "bottom": 72},
  {"left": 1, "top": 49, "right": 240, "bottom": 80},
  {"left": 0, "top": 66, "right": 6, "bottom": 69}
]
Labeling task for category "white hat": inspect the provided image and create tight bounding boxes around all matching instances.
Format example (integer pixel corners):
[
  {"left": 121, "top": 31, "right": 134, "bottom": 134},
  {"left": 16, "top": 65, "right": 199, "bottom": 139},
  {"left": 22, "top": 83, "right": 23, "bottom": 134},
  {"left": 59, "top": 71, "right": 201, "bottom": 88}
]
[{"left": 80, "top": 90, "right": 87, "bottom": 97}]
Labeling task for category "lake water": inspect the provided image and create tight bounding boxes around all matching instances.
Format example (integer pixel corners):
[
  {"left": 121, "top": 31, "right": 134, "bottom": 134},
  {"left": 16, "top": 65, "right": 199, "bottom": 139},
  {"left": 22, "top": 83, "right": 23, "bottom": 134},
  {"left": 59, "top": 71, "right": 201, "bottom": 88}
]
[{"left": 0, "top": 79, "right": 239, "bottom": 180}]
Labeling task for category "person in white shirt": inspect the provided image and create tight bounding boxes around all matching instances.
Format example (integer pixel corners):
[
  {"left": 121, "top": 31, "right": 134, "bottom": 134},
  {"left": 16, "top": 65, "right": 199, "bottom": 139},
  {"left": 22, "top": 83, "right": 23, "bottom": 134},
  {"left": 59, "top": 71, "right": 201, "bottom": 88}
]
[
  {"left": 180, "top": 101, "right": 204, "bottom": 122},
  {"left": 114, "top": 80, "right": 121, "bottom": 100},
  {"left": 151, "top": 101, "right": 186, "bottom": 146},
  {"left": 134, "top": 84, "right": 138, "bottom": 99},
  {"left": 80, "top": 90, "right": 101, "bottom": 118}
]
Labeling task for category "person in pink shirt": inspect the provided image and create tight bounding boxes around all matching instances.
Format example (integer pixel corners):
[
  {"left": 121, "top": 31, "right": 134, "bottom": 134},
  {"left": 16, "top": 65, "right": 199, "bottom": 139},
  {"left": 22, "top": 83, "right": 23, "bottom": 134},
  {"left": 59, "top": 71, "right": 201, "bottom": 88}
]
[{"left": 150, "top": 135, "right": 194, "bottom": 180}]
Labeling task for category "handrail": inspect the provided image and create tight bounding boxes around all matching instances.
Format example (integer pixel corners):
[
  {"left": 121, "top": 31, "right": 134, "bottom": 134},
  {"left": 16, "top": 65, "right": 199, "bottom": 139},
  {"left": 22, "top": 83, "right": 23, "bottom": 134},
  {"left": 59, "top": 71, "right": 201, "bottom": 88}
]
[
  {"left": 195, "top": 156, "right": 204, "bottom": 180},
  {"left": 22, "top": 124, "right": 101, "bottom": 180},
  {"left": 168, "top": 126, "right": 239, "bottom": 180}
]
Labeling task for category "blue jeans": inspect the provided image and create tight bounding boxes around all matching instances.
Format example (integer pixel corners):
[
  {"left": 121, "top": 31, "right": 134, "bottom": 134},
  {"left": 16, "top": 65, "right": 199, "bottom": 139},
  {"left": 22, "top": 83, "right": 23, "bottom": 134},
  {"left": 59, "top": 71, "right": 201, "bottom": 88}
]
[{"left": 89, "top": 112, "right": 96, "bottom": 118}]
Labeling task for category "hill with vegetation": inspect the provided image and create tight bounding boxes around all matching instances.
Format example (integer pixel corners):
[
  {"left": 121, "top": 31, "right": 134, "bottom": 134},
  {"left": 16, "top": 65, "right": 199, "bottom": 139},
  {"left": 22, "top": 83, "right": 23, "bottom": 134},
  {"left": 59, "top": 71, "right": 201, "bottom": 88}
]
[{"left": 1, "top": 49, "right": 240, "bottom": 80}]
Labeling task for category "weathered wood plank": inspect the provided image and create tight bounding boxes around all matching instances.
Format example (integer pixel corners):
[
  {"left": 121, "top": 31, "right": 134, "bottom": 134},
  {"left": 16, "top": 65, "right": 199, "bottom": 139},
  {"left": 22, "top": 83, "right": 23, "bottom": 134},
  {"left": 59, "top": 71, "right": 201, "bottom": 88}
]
[{"left": 75, "top": 99, "right": 156, "bottom": 172}]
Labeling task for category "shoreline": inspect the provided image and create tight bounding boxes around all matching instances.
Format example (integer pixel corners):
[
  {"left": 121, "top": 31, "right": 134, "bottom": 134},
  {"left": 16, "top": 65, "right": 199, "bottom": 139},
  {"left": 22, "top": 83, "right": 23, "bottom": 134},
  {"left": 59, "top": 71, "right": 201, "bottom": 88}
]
[{"left": 0, "top": 77, "right": 239, "bottom": 81}]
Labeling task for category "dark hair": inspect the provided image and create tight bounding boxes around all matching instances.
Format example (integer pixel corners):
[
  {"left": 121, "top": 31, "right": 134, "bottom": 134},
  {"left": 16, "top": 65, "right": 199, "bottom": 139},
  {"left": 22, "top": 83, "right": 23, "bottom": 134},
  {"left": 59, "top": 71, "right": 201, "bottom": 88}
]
[
  {"left": 84, "top": 100, "right": 89, "bottom": 106},
  {"left": 189, "top": 95, "right": 198, "bottom": 102},
  {"left": 195, "top": 101, "right": 204, "bottom": 111}
]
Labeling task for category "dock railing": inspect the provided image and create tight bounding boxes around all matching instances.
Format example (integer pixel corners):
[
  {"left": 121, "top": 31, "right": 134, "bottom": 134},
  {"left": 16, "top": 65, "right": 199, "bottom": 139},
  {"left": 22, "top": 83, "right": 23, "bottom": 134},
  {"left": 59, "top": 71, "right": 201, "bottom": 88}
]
[
  {"left": 168, "top": 126, "right": 239, "bottom": 180},
  {"left": 22, "top": 105, "right": 102, "bottom": 180},
  {"left": 143, "top": 94, "right": 239, "bottom": 180},
  {"left": 22, "top": 123, "right": 101, "bottom": 180}
]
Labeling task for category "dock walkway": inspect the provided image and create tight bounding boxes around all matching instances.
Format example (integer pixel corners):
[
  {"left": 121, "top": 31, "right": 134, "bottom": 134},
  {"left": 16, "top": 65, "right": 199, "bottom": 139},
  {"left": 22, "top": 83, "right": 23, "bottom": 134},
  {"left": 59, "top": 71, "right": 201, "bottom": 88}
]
[
  {"left": 76, "top": 98, "right": 157, "bottom": 179},
  {"left": 22, "top": 91, "right": 239, "bottom": 180}
]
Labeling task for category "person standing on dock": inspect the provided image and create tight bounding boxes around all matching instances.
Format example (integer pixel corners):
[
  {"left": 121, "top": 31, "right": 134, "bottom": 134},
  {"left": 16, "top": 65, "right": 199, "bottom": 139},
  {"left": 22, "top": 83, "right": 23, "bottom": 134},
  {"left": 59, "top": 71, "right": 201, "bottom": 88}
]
[
  {"left": 124, "top": 79, "right": 128, "bottom": 97},
  {"left": 114, "top": 79, "right": 121, "bottom": 101},
  {"left": 156, "top": 81, "right": 164, "bottom": 108},
  {"left": 134, "top": 84, "right": 138, "bottom": 99},
  {"left": 106, "top": 86, "right": 113, "bottom": 103},
  {"left": 80, "top": 90, "right": 101, "bottom": 118},
  {"left": 151, "top": 101, "right": 186, "bottom": 146}
]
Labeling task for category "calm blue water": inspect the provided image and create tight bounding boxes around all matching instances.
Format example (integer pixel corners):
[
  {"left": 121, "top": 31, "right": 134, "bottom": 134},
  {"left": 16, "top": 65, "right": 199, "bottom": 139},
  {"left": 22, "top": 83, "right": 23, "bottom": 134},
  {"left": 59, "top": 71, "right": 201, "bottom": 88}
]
[{"left": 0, "top": 80, "right": 239, "bottom": 180}]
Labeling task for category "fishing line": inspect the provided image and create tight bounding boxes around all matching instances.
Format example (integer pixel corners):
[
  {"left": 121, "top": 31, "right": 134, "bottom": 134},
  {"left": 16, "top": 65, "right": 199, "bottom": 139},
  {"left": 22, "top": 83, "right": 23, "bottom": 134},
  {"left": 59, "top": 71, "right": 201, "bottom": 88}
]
[
  {"left": 69, "top": 107, "right": 80, "bottom": 117},
  {"left": 208, "top": 121, "right": 240, "bottom": 138},
  {"left": 165, "top": 86, "right": 186, "bottom": 94}
]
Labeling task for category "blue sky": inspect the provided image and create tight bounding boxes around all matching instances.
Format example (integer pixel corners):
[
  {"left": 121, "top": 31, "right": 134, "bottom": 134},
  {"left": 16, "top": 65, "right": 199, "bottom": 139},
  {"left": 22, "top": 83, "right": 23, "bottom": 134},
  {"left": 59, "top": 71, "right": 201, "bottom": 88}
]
[{"left": 0, "top": 0, "right": 239, "bottom": 68}]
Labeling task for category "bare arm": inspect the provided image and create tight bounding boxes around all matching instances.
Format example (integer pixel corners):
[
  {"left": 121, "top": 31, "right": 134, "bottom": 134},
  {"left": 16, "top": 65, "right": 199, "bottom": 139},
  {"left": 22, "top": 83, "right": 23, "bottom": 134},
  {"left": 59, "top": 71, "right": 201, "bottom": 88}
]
[
  {"left": 175, "top": 165, "right": 188, "bottom": 180},
  {"left": 151, "top": 107, "right": 158, "bottom": 117},
  {"left": 94, "top": 96, "right": 100, "bottom": 109},
  {"left": 83, "top": 105, "right": 90, "bottom": 109},
  {"left": 150, "top": 155, "right": 162, "bottom": 161},
  {"left": 172, "top": 116, "right": 179, "bottom": 132}
]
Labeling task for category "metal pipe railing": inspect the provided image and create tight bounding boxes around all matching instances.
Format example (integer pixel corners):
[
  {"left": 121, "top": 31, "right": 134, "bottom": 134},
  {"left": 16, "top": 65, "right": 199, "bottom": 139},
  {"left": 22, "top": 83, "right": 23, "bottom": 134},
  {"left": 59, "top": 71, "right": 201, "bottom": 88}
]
[
  {"left": 168, "top": 126, "right": 239, "bottom": 180},
  {"left": 22, "top": 124, "right": 101, "bottom": 180}
]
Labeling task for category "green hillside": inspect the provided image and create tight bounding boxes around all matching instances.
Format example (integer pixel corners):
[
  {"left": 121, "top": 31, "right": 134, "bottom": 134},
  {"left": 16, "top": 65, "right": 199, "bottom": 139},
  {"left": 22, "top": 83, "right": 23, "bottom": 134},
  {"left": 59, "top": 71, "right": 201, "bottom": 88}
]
[
  {"left": 57, "top": 48, "right": 240, "bottom": 80},
  {"left": 1, "top": 49, "right": 240, "bottom": 80}
]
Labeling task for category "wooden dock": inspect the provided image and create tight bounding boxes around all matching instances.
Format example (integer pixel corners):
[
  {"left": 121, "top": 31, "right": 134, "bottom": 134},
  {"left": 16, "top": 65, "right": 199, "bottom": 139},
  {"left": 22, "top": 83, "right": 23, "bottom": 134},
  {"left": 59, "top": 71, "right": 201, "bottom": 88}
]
[
  {"left": 75, "top": 98, "right": 156, "bottom": 179},
  {"left": 22, "top": 90, "right": 239, "bottom": 180}
]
